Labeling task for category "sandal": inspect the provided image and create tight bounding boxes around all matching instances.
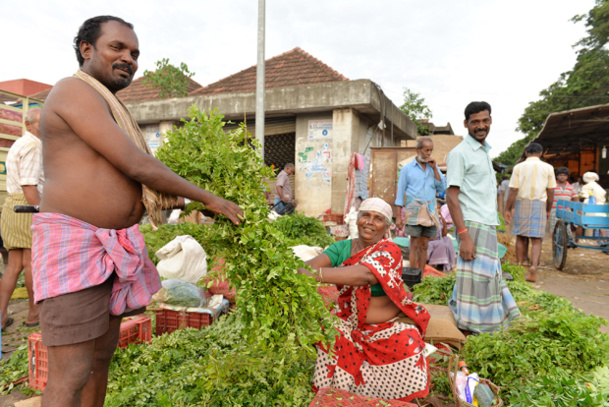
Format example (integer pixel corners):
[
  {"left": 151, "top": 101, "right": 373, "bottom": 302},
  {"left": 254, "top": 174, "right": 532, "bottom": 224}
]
[{"left": 1, "top": 317, "right": 14, "bottom": 331}]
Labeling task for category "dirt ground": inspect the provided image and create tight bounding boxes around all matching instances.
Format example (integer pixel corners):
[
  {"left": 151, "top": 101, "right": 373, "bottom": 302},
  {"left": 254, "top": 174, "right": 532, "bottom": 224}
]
[{"left": 1, "top": 235, "right": 608, "bottom": 406}]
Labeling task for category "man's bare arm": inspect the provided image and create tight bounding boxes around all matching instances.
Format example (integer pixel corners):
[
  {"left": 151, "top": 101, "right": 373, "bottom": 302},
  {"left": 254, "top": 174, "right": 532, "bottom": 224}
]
[
  {"left": 446, "top": 186, "right": 476, "bottom": 261},
  {"left": 546, "top": 188, "right": 555, "bottom": 215},
  {"left": 22, "top": 185, "right": 40, "bottom": 206},
  {"left": 504, "top": 188, "right": 518, "bottom": 224},
  {"left": 52, "top": 78, "right": 243, "bottom": 224}
]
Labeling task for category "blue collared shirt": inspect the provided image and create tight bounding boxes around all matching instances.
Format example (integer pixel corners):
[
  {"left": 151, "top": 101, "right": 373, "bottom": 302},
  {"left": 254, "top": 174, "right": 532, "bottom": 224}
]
[
  {"left": 395, "top": 158, "right": 447, "bottom": 214},
  {"left": 446, "top": 134, "right": 499, "bottom": 225}
]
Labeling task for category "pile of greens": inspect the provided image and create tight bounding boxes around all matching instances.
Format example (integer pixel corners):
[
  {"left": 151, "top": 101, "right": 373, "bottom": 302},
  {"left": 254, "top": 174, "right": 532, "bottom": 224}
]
[
  {"left": 137, "top": 107, "right": 335, "bottom": 405},
  {"left": 106, "top": 315, "right": 316, "bottom": 406},
  {"left": 413, "top": 263, "right": 609, "bottom": 406}
]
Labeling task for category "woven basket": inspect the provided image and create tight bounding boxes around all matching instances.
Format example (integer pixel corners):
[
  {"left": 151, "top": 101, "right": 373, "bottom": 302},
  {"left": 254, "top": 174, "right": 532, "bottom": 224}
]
[{"left": 448, "top": 356, "right": 503, "bottom": 407}]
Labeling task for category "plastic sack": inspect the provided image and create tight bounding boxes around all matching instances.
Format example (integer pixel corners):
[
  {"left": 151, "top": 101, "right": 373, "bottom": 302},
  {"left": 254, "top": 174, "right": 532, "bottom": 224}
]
[
  {"left": 153, "top": 279, "right": 207, "bottom": 308},
  {"left": 155, "top": 235, "right": 207, "bottom": 284}
]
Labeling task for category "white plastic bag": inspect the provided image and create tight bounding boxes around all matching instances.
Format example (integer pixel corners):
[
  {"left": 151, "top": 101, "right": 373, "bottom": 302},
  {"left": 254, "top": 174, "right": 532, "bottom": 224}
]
[{"left": 155, "top": 235, "right": 207, "bottom": 284}]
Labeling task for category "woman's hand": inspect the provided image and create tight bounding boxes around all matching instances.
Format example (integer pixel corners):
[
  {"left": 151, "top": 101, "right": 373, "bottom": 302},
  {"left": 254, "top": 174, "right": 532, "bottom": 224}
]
[{"left": 298, "top": 266, "right": 319, "bottom": 281}]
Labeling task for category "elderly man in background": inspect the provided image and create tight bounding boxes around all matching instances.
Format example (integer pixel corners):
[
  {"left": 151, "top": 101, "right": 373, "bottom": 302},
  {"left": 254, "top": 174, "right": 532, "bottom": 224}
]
[
  {"left": 505, "top": 142, "right": 555, "bottom": 282},
  {"left": 395, "top": 137, "right": 446, "bottom": 270},
  {"left": 0, "top": 108, "right": 43, "bottom": 331}
]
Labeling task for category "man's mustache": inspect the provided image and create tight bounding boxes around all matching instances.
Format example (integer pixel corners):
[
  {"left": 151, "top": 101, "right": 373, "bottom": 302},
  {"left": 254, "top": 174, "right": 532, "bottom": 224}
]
[{"left": 113, "top": 63, "right": 133, "bottom": 75}]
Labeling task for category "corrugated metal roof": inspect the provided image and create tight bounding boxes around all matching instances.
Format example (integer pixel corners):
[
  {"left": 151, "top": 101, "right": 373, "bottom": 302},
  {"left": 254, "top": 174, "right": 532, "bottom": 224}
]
[{"left": 533, "top": 103, "right": 609, "bottom": 154}]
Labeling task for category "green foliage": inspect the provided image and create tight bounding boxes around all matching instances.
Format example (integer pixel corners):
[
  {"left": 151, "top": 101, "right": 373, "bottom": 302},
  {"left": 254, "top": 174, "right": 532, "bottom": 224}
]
[
  {"left": 411, "top": 274, "right": 456, "bottom": 305},
  {"left": 462, "top": 294, "right": 609, "bottom": 405},
  {"left": 0, "top": 345, "right": 29, "bottom": 395},
  {"left": 132, "top": 106, "right": 337, "bottom": 405},
  {"left": 399, "top": 87, "right": 433, "bottom": 136},
  {"left": 501, "top": 261, "right": 526, "bottom": 283},
  {"left": 497, "top": 211, "right": 506, "bottom": 233},
  {"left": 106, "top": 315, "right": 317, "bottom": 406},
  {"left": 495, "top": 135, "right": 534, "bottom": 167},
  {"left": 497, "top": 1, "right": 609, "bottom": 166},
  {"left": 272, "top": 212, "right": 335, "bottom": 248},
  {"left": 142, "top": 58, "right": 194, "bottom": 99}
]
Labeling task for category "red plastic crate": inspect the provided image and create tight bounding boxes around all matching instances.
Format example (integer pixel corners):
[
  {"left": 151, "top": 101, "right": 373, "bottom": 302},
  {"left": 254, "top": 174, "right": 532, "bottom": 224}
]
[
  {"left": 28, "top": 332, "right": 48, "bottom": 392},
  {"left": 155, "top": 308, "right": 213, "bottom": 336},
  {"left": 117, "top": 315, "right": 152, "bottom": 348},
  {"left": 309, "top": 388, "right": 417, "bottom": 406},
  {"left": 27, "top": 315, "right": 152, "bottom": 391}
]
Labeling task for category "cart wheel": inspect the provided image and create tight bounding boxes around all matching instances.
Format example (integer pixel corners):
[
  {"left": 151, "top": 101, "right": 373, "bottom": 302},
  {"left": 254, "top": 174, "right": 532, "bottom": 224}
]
[{"left": 553, "top": 219, "right": 568, "bottom": 270}]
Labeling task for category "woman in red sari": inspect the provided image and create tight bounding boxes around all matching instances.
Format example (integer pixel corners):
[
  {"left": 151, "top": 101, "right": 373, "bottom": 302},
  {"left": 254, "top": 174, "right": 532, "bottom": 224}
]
[{"left": 299, "top": 198, "right": 430, "bottom": 402}]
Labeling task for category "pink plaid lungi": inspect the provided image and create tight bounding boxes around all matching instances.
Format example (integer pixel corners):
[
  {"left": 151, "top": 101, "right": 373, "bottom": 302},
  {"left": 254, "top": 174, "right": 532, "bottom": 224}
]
[{"left": 31, "top": 212, "right": 161, "bottom": 315}]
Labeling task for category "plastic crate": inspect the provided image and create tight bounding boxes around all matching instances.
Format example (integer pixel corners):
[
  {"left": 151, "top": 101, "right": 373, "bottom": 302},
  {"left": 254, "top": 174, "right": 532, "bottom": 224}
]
[
  {"left": 155, "top": 308, "right": 213, "bottom": 336},
  {"left": 309, "top": 388, "right": 417, "bottom": 406},
  {"left": 28, "top": 332, "right": 48, "bottom": 392},
  {"left": 27, "top": 315, "right": 151, "bottom": 391},
  {"left": 118, "top": 315, "right": 152, "bottom": 348}
]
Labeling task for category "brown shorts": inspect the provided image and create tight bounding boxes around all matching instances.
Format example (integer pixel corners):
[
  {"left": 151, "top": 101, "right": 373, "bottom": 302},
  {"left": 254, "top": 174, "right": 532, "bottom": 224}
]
[{"left": 39, "top": 276, "right": 145, "bottom": 347}]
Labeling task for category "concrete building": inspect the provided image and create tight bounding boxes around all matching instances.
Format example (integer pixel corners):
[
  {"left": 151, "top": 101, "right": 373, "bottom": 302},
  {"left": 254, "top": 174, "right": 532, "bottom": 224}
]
[
  {"left": 21, "top": 48, "right": 418, "bottom": 217},
  {"left": 122, "top": 48, "right": 418, "bottom": 216}
]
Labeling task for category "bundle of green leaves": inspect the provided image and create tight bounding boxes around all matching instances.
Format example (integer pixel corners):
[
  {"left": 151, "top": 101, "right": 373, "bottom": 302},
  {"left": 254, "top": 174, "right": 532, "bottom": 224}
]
[
  {"left": 271, "top": 212, "right": 335, "bottom": 248},
  {"left": 134, "top": 107, "right": 336, "bottom": 404},
  {"left": 412, "top": 266, "right": 609, "bottom": 406},
  {"left": 106, "top": 315, "right": 317, "bottom": 406},
  {"left": 0, "top": 345, "right": 29, "bottom": 395}
]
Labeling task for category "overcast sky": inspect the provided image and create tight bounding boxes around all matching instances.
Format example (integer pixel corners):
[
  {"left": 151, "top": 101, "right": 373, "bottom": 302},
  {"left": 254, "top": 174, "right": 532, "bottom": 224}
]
[{"left": 1, "top": 0, "right": 595, "bottom": 157}]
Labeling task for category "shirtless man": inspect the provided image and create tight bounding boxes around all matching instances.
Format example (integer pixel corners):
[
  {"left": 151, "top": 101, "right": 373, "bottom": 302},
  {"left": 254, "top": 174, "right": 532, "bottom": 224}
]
[{"left": 35, "top": 16, "right": 243, "bottom": 407}]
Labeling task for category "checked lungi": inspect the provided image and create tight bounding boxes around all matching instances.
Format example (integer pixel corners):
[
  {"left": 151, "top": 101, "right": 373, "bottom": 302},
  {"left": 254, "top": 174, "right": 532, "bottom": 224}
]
[
  {"left": 0, "top": 193, "right": 34, "bottom": 250},
  {"left": 512, "top": 199, "right": 546, "bottom": 238},
  {"left": 449, "top": 221, "right": 520, "bottom": 333}
]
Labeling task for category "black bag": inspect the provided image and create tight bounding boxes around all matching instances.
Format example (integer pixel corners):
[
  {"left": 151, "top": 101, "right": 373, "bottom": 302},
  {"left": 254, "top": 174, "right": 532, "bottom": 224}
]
[
  {"left": 273, "top": 201, "right": 295, "bottom": 216},
  {"left": 402, "top": 267, "right": 422, "bottom": 289}
]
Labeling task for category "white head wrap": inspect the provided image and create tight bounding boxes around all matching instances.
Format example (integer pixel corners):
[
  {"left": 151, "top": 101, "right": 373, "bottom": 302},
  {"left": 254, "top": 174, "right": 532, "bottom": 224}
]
[
  {"left": 583, "top": 172, "right": 599, "bottom": 183},
  {"left": 358, "top": 197, "right": 393, "bottom": 223}
]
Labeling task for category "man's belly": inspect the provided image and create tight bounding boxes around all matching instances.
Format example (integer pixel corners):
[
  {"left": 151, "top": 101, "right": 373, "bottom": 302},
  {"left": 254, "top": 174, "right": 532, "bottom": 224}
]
[{"left": 40, "top": 178, "right": 146, "bottom": 230}]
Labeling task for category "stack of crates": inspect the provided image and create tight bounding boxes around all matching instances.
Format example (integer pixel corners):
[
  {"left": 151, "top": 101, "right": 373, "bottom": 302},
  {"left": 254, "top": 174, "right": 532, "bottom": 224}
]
[{"left": 28, "top": 314, "right": 152, "bottom": 391}]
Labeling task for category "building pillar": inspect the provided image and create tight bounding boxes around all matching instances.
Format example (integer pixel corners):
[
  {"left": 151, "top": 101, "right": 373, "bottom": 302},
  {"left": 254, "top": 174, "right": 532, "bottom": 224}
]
[{"left": 331, "top": 108, "right": 359, "bottom": 214}]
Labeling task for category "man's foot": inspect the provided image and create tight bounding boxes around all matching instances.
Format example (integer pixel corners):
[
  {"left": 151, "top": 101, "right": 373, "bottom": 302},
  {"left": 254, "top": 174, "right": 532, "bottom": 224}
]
[
  {"left": 1, "top": 317, "right": 14, "bottom": 331},
  {"left": 24, "top": 321, "right": 40, "bottom": 328},
  {"left": 526, "top": 267, "right": 537, "bottom": 283}
]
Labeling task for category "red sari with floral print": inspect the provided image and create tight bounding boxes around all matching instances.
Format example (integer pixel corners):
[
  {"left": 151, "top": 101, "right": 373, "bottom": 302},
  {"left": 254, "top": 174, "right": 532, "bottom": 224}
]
[{"left": 313, "top": 238, "right": 431, "bottom": 402}]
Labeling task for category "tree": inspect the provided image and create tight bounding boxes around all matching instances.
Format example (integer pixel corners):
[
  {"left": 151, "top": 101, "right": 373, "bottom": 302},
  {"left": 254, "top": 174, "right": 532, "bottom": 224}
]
[
  {"left": 142, "top": 58, "right": 194, "bottom": 99},
  {"left": 399, "top": 87, "right": 433, "bottom": 136},
  {"left": 496, "top": 0, "right": 609, "bottom": 166}
]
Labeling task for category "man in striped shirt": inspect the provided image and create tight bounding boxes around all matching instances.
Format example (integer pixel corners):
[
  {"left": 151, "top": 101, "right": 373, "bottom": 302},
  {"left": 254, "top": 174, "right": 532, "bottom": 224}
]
[
  {"left": 0, "top": 108, "right": 43, "bottom": 331},
  {"left": 549, "top": 167, "right": 578, "bottom": 236}
]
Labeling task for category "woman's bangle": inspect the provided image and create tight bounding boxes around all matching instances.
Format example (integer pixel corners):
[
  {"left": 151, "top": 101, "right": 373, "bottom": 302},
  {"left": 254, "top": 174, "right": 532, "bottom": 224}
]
[
  {"left": 318, "top": 267, "right": 324, "bottom": 283},
  {"left": 457, "top": 228, "right": 468, "bottom": 235}
]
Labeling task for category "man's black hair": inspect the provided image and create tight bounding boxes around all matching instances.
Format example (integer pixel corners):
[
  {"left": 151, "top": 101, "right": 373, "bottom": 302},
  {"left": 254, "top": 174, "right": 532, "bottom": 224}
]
[
  {"left": 525, "top": 142, "right": 543, "bottom": 155},
  {"left": 464, "top": 101, "right": 491, "bottom": 121},
  {"left": 556, "top": 167, "right": 570, "bottom": 176},
  {"left": 502, "top": 175, "right": 509, "bottom": 180},
  {"left": 74, "top": 16, "right": 134, "bottom": 66}
]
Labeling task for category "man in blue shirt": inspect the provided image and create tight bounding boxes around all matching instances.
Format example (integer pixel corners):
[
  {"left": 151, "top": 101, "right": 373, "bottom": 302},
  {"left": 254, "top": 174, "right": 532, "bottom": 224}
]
[{"left": 395, "top": 137, "right": 446, "bottom": 270}]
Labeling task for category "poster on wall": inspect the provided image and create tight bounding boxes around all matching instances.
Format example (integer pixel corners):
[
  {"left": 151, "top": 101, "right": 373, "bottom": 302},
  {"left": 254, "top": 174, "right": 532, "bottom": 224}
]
[
  {"left": 298, "top": 143, "right": 332, "bottom": 183},
  {"left": 145, "top": 125, "right": 161, "bottom": 154},
  {"left": 308, "top": 120, "right": 333, "bottom": 140}
]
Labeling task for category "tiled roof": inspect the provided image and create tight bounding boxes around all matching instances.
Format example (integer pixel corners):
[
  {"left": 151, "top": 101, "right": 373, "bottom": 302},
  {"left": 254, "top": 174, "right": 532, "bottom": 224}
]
[
  {"left": 191, "top": 47, "right": 349, "bottom": 96},
  {"left": 117, "top": 75, "right": 203, "bottom": 103},
  {"left": 29, "top": 88, "right": 52, "bottom": 101}
]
